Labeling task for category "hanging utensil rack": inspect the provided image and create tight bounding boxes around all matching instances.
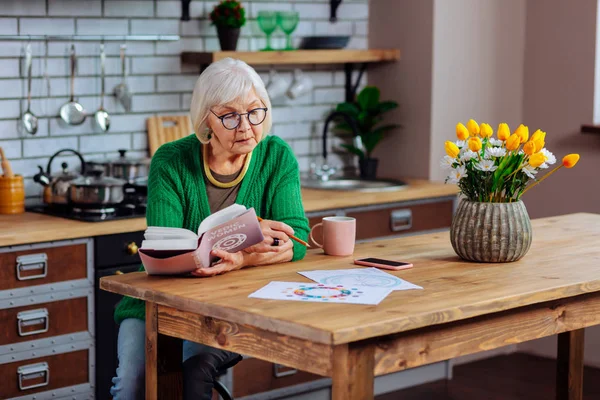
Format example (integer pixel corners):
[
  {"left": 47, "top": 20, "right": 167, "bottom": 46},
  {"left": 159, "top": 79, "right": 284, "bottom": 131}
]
[{"left": 0, "top": 35, "right": 179, "bottom": 42}]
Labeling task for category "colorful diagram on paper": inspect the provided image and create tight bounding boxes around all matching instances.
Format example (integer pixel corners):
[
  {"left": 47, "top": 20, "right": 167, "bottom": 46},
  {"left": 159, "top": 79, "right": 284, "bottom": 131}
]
[
  {"left": 213, "top": 234, "right": 247, "bottom": 251},
  {"left": 248, "top": 281, "right": 391, "bottom": 305},
  {"left": 282, "top": 284, "right": 357, "bottom": 301}
]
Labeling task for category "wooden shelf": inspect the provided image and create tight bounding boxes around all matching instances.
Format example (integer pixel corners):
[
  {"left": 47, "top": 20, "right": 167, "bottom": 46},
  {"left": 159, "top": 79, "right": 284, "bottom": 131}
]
[
  {"left": 581, "top": 124, "right": 600, "bottom": 134},
  {"left": 180, "top": 49, "right": 400, "bottom": 66}
]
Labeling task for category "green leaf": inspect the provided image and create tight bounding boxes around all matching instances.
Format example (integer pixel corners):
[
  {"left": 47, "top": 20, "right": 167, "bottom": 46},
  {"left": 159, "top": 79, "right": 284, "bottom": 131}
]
[
  {"left": 357, "top": 86, "right": 380, "bottom": 111},
  {"left": 372, "top": 124, "right": 399, "bottom": 136},
  {"left": 374, "top": 101, "right": 398, "bottom": 114},
  {"left": 335, "top": 102, "right": 359, "bottom": 118},
  {"left": 340, "top": 144, "right": 365, "bottom": 159}
]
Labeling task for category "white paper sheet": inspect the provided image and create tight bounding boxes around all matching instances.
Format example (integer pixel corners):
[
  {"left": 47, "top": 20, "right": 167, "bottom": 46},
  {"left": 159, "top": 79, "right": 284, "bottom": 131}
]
[
  {"left": 248, "top": 281, "right": 393, "bottom": 305},
  {"left": 298, "top": 267, "right": 423, "bottom": 291}
]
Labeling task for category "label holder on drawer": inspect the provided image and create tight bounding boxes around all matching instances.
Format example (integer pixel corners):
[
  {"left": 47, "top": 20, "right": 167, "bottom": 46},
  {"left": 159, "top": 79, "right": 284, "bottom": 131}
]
[
  {"left": 17, "top": 308, "right": 49, "bottom": 337},
  {"left": 390, "top": 209, "right": 413, "bottom": 232},
  {"left": 273, "top": 363, "right": 298, "bottom": 378},
  {"left": 17, "top": 361, "right": 50, "bottom": 390},
  {"left": 16, "top": 254, "right": 48, "bottom": 281}
]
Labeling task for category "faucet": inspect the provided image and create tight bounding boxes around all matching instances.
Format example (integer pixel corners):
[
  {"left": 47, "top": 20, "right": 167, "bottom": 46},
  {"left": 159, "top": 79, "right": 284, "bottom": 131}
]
[{"left": 312, "top": 111, "right": 361, "bottom": 182}]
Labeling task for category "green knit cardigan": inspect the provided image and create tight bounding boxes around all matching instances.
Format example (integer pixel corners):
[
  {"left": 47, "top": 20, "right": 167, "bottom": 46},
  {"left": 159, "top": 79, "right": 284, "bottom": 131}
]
[{"left": 114, "top": 134, "right": 309, "bottom": 323}]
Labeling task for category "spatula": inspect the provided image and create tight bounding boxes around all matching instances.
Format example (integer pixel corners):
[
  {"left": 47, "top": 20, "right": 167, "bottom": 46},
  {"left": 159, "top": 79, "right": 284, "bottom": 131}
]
[{"left": 0, "top": 147, "right": 14, "bottom": 178}]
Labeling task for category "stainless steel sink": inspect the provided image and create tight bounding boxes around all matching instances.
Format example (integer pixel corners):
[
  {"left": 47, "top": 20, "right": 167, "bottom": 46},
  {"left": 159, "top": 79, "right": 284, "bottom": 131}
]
[{"left": 301, "top": 177, "right": 408, "bottom": 192}]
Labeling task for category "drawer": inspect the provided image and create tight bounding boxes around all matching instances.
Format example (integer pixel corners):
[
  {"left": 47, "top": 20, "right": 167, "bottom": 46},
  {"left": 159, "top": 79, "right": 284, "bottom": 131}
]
[
  {"left": 346, "top": 199, "right": 454, "bottom": 240},
  {"left": 95, "top": 231, "right": 144, "bottom": 269},
  {"left": 0, "top": 348, "right": 89, "bottom": 399},
  {"left": 0, "top": 297, "right": 88, "bottom": 347},
  {"left": 232, "top": 358, "right": 323, "bottom": 398},
  {"left": 0, "top": 243, "right": 88, "bottom": 292}
]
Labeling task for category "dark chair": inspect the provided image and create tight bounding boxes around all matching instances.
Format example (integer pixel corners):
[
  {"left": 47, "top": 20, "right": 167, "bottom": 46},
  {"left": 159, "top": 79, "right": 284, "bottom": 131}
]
[
  {"left": 213, "top": 354, "right": 243, "bottom": 400},
  {"left": 213, "top": 379, "right": 234, "bottom": 400}
]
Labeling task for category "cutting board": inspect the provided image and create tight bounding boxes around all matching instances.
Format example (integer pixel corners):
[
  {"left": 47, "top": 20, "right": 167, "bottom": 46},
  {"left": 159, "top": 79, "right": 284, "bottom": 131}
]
[{"left": 147, "top": 115, "right": 193, "bottom": 156}]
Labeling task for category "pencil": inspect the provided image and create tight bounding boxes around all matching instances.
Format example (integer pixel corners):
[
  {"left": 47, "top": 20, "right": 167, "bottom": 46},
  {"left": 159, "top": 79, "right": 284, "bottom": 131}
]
[{"left": 257, "top": 216, "right": 309, "bottom": 247}]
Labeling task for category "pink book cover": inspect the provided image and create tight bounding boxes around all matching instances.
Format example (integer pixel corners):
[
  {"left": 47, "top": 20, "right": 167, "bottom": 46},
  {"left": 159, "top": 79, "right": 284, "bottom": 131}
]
[{"left": 139, "top": 208, "right": 264, "bottom": 275}]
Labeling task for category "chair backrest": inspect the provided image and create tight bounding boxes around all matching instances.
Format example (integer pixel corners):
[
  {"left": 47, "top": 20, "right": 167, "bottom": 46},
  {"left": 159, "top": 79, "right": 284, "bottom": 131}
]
[{"left": 146, "top": 115, "right": 193, "bottom": 156}]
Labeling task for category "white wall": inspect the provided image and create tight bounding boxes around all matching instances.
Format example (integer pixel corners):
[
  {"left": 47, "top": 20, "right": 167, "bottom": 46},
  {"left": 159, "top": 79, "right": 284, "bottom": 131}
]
[
  {"left": 368, "top": 0, "right": 435, "bottom": 181},
  {"left": 516, "top": 0, "right": 600, "bottom": 366},
  {"left": 429, "top": 0, "right": 526, "bottom": 181}
]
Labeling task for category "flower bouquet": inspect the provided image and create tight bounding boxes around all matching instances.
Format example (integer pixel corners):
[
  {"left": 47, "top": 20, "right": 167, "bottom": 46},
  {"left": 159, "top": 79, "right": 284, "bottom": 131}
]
[{"left": 443, "top": 119, "right": 580, "bottom": 262}]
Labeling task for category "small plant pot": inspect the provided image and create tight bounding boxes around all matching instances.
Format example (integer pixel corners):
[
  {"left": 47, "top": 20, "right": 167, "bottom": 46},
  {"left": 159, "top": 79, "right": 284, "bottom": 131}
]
[
  {"left": 359, "top": 158, "right": 378, "bottom": 180},
  {"left": 216, "top": 26, "right": 241, "bottom": 51}
]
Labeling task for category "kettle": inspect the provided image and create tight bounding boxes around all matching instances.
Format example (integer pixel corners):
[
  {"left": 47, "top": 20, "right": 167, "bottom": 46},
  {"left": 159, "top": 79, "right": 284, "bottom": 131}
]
[{"left": 33, "top": 148, "right": 86, "bottom": 205}]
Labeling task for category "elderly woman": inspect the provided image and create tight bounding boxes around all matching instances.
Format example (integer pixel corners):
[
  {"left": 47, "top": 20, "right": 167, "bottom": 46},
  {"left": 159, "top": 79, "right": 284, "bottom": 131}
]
[{"left": 110, "top": 58, "right": 309, "bottom": 400}]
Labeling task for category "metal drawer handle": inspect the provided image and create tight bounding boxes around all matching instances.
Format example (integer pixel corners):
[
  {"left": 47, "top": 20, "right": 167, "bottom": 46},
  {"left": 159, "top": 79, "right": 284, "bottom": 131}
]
[
  {"left": 16, "top": 254, "right": 48, "bottom": 281},
  {"left": 390, "top": 209, "right": 412, "bottom": 232},
  {"left": 273, "top": 363, "right": 298, "bottom": 378},
  {"left": 17, "top": 308, "right": 49, "bottom": 337},
  {"left": 18, "top": 362, "right": 50, "bottom": 391}
]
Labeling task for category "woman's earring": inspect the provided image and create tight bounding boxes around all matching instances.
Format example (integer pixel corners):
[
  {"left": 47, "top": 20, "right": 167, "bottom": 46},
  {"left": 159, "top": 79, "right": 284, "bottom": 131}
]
[{"left": 205, "top": 128, "right": 212, "bottom": 141}]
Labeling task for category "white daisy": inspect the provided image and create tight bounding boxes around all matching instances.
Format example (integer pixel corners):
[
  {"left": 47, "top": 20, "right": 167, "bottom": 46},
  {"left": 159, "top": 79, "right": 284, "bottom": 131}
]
[
  {"left": 460, "top": 150, "right": 478, "bottom": 162},
  {"left": 486, "top": 147, "right": 507, "bottom": 158},
  {"left": 522, "top": 165, "right": 537, "bottom": 179},
  {"left": 447, "top": 165, "right": 468, "bottom": 184},
  {"left": 440, "top": 155, "right": 455, "bottom": 170},
  {"left": 455, "top": 140, "right": 466, "bottom": 148},
  {"left": 488, "top": 138, "right": 503, "bottom": 146},
  {"left": 474, "top": 159, "right": 498, "bottom": 172},
  {"left": 539, "top": 148, "right": 556, "bottom": 165},
  {"left": 539, "top": 162, "right": 550, "bottom": 169}
]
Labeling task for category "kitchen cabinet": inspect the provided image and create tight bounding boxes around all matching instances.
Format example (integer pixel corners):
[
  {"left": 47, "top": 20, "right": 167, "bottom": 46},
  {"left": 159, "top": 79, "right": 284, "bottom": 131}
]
[
  {"left": 307, "top": 197, "right": 455, "bottom": 245},
  {"left": 0, "top": 238, "right": 94, "bottom": 400}
]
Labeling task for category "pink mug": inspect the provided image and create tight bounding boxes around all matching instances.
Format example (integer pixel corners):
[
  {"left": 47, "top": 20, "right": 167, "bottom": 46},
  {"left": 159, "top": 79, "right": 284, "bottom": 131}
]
[{"left": 309, "top": 216, "right": 356, "bottom": 256}]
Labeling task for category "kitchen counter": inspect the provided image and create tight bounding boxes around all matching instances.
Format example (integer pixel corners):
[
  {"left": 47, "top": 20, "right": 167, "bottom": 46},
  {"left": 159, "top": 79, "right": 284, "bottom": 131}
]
[{"left": 0, "top": 179, "right": 457, "bottom": 247}]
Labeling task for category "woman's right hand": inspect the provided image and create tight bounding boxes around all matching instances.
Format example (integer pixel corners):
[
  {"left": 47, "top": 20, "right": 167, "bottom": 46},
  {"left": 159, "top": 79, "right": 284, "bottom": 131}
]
[{"left": 244, "top": 219, "right": 294, "bottom": 254}]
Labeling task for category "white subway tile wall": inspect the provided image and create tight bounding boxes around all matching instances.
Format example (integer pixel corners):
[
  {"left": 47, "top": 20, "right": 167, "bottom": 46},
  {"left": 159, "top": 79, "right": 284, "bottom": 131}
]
[{"left": 0, "top": 0, "right": 368, "bottom": 198}]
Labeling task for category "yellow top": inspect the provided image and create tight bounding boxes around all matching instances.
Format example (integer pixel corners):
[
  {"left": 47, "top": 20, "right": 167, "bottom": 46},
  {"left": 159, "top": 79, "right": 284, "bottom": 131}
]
[{"left": 202, "top": 144, "right": 252, "bottom": 189}]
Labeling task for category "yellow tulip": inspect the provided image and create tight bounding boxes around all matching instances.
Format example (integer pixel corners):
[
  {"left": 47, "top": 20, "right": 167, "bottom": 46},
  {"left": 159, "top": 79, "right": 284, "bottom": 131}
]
[
  {"left": 467, "top": 119, "right": 480, "bottom": 136},
  {"left": 528, "top": 153, "right": 547, "bottom": 168},
  {"left": 445, "top": 141, "right": 460, "bottom": 158},
  {"left": 497, "top": 123, "right": 511, "bottom": 141},
  {"left": 456, "top": 123, "right": 469, "bottom": 141},
  {"left": 531, "top": 129, "right": 546, "bottom": 151},
  {"left": 479, "top": 123, "right": 493, "bottom": 138},
  {"left": 523, "top": 141, "right": 537, "bottom": 156},
  {"left": 514, "top": 124, "right": 529, "bottom": 143},
  {"left": 505, "top": 134, "right": 520, "bottom": 151},
  {"left": 468, "top": 137, "right": 482, "bottom": 152},
  {"left": 562, "top": 154, "right": 580, "bottom": 168}
]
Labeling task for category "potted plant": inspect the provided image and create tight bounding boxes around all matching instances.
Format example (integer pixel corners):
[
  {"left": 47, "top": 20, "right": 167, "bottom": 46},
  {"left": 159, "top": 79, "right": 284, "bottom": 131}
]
[
  {"left": 209, "top": 1, "right": 246, "bottom": 51},
  {"left": 334, "top": 86, "right": 399, "bottom": 179},
  {"left": 443, "top": 120, "right": 580, "bottom": 262}
]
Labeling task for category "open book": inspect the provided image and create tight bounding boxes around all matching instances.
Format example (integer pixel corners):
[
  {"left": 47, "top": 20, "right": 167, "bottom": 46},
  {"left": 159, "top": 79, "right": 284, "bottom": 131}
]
[{"left": 139, "top": 204, "right": 264, "bottom": 275}]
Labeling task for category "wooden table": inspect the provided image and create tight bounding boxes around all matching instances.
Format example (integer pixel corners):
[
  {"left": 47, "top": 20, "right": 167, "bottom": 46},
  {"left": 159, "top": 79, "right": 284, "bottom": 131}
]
[{"left": 100, "top": 213, "right": 600, "bottom": 400}]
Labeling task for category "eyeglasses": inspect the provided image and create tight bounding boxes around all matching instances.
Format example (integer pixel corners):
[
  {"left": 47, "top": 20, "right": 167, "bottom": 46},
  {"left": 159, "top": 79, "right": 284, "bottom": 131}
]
[{"left": 210, "top": 107, "right": 268, "bottom": 130}]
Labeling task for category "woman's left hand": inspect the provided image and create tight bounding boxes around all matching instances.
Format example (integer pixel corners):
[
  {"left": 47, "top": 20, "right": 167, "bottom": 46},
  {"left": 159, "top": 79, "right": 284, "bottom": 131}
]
[{"left": 191, "top": 248, "right": 245, "bottom": 277}]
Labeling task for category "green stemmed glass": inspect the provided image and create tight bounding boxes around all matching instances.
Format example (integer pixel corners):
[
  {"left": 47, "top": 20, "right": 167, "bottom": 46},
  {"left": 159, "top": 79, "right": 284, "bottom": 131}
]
[
  {"left": 257, "top": 11, "right": 278, "bottom": 51},
  {"left": 276, "top": 11, "right": 299, "bottom": 51}
]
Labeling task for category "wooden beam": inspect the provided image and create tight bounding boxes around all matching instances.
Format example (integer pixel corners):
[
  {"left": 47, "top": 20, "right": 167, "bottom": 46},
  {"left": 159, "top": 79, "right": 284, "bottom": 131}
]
[
  {"left": 373, "top": 292, "right": 600, "bottom": 376},
  {"left": 146, "top": 302, "right": 159, "bottom": 400},
  {"left": 181, "top": 49, "right": 400, "bottom": 66},
  {"left": 581, "top": 124, "right": 600, "bottom": 134},
  {"left": 557, "top": 329, "right": 585, "bottom": 400},
  {"left": 157, "top": 305, "right": 333, "bottom": 377},
  {"left": 331, "top": 343, "right": 375, "bottom": 400}
]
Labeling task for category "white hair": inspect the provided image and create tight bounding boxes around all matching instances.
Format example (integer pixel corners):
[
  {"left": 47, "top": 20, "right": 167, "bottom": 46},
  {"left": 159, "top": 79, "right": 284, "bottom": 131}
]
[{"left": 190, "top": 58, "right": 272, "bottom": 144}]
